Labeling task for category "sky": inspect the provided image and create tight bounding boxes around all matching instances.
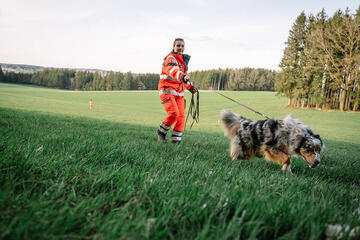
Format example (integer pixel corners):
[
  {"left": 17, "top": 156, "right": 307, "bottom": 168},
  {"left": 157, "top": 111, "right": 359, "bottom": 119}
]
[{"left": 0, "top": 0, "right": 358, "bottom": 73}]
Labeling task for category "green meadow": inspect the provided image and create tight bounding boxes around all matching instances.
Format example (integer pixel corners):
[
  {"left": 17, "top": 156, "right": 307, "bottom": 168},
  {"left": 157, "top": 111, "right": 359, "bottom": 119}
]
[{"left": 0, "top": 83, "right": 359, "bottom": 239}]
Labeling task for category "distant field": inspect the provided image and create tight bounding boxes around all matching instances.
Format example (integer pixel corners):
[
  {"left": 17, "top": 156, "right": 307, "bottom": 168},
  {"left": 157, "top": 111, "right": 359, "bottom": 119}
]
[
  {"left": 1, "top": 83, "right": 360, "bottom": 239},
  {"left": 0, "top": 83, "right": 359, "bottom": 142}
]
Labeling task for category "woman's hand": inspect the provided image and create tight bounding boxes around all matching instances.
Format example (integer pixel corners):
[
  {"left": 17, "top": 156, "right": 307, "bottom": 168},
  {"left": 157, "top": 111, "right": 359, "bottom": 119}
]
[
  {"left": 190, "top": 86, "right": 198, "bottom": 93},
  {"left": 183, "top": 75, "right": 190, "bottom": 82}
]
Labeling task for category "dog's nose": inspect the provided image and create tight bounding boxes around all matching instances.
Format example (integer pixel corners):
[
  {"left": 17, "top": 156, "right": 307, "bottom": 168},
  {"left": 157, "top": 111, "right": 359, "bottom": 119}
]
[{"left": 314, "top": 160, "right": 320, "bottom": 166}]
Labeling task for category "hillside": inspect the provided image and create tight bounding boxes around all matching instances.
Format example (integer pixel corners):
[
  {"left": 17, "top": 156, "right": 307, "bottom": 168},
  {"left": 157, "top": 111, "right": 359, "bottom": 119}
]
[
  {"left": 0, "top": 62, "right": 108, "bottom": 74},
  {"left": 0, "top": 83, "right": 359, "bottom": 239}
]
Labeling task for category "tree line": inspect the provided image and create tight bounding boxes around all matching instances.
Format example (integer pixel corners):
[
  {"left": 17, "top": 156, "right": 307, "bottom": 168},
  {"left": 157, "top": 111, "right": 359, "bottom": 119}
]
[
  {"left": 0, "top": 67, "right": 159, "bottom": 91},
  {"left": 276, "top": 7, "right": 360, "bottom": 111},
  {"left": 0, "top": 66, "right": 276, "bottom": 91},
  {"left": 191, "top": 68, "right": 275, "bottom": 91}
]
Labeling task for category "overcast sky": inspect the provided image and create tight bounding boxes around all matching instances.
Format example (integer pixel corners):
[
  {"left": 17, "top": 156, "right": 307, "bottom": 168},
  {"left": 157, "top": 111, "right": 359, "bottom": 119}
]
[{"left": 0, "top": 0, "right": 358, "bottom": 73}]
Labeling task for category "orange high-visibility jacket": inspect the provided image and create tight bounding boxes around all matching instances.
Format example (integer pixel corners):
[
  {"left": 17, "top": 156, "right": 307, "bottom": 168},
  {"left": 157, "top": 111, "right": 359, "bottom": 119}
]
[{"left": 158, "top": 51, "right": 193, "bottom": 97}]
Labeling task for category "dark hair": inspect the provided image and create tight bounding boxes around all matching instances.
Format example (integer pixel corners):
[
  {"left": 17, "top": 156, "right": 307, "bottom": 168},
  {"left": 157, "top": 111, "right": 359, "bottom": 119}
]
[{"left": 173, "top": 38, "right": 185, "bottom": 47}]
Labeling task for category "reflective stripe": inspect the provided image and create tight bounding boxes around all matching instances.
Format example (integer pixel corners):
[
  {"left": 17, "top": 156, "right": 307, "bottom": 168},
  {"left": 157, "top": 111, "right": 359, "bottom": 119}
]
[
  {"left": 171, "top": 136, "right": 182, "bottom": 142},
  {"left": 158, "top": 127, "right": 168, "bottom": 134},
  {"left": 159, "top": 89, "right": 177, "bottom": 95},
  {"left": 160, "top": 74, "right": 173, "bottom": 79},
  {"left": 160, "top": 123, "right": 171, "bottom": 130},
  {"left": 169, "top": 66, "right": 178, "bottom": 76},
  {"left": 176, "top": 71, "right": 181, "bottom": 81},
  {"left": 172, "top": 131, "right": 183, "bottom": 142},
  {"left": 159, "top": 89, "right": 184, "bottom": 97},
  {"left": 160, "top": 74, "right": 179, "bottom": 82},
  {"left": 172, "top": 131, "right": 183, "bottom": 136},
  {"left": 167, "top": 56, "right": 176, "bottom": 61}
]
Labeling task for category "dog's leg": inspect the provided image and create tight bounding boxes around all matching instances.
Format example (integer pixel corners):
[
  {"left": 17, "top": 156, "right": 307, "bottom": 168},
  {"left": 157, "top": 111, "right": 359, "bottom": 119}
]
[
  {"left": 261, "top": 146, "right": 292, "bottom": 173},
  {"left": 281, "top": 163, "right": 293, "bottom": 174},
  {"left": 230, "top": 138, "right": 246, "bottom": 160},
  {"left": 230, "top": 139, "right": 254, "bottom": 161}
]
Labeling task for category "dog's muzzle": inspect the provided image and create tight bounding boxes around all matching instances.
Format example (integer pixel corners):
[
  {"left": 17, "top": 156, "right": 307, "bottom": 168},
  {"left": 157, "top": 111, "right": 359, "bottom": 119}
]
[
  {"left": 308, "top": 155, "right": 321, "bottom": 168},
  {"left": 311, "top": 159, "right": 320, "bottom": 168}
]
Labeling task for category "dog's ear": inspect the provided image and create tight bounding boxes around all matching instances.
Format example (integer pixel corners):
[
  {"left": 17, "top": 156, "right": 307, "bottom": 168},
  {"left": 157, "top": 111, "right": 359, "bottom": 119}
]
[
  {"left": 314, "top": 134, "right": 324, "bottom": 148},
  {"left": 296, "top": 135, "right": 302, "bottom": 141},
  {"left": 266, "top": 119, "right": 276, "bottom": 127}
]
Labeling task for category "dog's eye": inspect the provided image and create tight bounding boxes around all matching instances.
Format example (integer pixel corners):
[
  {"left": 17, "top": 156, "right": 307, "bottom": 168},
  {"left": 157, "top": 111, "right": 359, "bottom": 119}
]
[{"left": 304, "top": 148, "right": 314, "bottom": 153}]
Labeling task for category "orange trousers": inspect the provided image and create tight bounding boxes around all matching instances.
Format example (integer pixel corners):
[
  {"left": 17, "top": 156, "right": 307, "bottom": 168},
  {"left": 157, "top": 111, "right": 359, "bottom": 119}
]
[{"left": 160, "top": 93, "right": 185, "bottom": 132}]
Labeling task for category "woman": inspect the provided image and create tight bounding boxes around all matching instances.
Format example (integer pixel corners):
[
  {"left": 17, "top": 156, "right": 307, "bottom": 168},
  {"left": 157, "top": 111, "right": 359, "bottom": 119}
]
[{"left": 157, "top": 38, "right": 198, "bottom": 143}]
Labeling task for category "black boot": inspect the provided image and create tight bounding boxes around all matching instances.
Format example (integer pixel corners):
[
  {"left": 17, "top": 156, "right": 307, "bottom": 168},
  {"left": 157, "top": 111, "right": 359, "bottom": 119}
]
[{"left": 157, "top": 123, "right": 170, "bottom": 143}]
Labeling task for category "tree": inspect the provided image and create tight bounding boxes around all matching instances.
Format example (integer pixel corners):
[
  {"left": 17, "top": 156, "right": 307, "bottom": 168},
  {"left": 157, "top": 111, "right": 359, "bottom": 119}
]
[
  {"left": 303, "top": 11, "right": 329, "bottom": 108},
  {"left": 74, "top": 71, "right": 87, "bottom": 90},
  {"left": 114, "top": 72, "right": 124, "bottom": 90},
  {"left": 312, "top": 9, "right": 360, "bottom": 110},
  {"left": 121, "top": 72, "right": 132, "bottom": 90},
  {"left": 92, "top": 72, "right": 103, "bottom": 90},
  {"left": 277, "top": 7, "right": 359, "bottom": 111},
  {"left": 277, "top": 12, "right": 307, "bottom": 106},
  {"left": 105, "top": 71, "right": 115, "bottom": 91},
  {"left": 0, "top": 66, "right": 4, "bottom": 82}
]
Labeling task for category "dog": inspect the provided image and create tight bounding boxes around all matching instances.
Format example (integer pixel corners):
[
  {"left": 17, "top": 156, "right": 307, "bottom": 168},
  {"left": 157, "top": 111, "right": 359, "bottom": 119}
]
[{"left": 220, "top": 110, "right": 324, "bottom": 173}]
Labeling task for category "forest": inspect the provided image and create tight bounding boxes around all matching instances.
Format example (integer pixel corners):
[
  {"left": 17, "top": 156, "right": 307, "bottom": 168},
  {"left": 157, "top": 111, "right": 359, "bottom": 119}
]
[
  {"left": 0, "top": 66, "right": 276, "bottom": 91},
  {"left": 276, "top": 7, "right": 360, "bottom": 111}
]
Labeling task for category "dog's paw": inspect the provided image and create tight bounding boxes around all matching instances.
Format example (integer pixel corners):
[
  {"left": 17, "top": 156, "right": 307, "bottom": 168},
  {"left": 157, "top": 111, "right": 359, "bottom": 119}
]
[{"left": 281, "top": 164, "right": 293, "bottom": 174}]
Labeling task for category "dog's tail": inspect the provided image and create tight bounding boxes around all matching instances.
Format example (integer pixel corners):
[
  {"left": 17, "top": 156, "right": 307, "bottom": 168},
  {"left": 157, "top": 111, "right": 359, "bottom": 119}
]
[{"left": 220, "top": 109, "right": 243, "bottom": 138}]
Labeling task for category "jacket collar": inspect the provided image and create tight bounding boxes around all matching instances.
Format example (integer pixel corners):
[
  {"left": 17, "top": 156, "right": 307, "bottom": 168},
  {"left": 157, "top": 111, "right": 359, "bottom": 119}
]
[
  {"left": 171, "top": 50, "right": 182, "bottom": 55},
  {"left": 169, "top": 51, "right": 190, "bottom": 71}
]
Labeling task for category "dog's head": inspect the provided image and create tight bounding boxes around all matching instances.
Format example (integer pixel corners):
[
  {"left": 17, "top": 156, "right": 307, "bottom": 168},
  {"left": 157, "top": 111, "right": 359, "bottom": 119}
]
[{"left": 296, "top": 133, "right": 324, "bottom": 168}]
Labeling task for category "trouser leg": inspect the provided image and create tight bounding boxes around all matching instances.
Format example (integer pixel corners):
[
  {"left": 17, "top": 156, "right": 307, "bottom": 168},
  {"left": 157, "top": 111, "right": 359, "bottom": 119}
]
[
  {"left": 161, "top": 94, "right": 178, "bottom": 126},
  {"left": 157, "top": 123, "right": 171, "bottom": 141},
  {"left": 158, "top": 94, "right": 178, "bottom": 141},
  {"left": 172, "top": 96, "right": 185, "bottom": 143}
]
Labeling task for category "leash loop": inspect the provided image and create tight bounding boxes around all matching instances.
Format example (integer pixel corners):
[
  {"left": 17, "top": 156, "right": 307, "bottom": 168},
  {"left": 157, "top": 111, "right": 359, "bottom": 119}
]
[{"left": 185, "top": 91, "right": 200, "bottom": 129}]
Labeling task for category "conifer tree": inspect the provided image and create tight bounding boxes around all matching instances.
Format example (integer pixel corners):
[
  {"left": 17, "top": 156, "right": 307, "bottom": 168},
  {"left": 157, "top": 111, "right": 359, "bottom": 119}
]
[
  {"left": 277, "top": 12, "right": 307, "bottom": 106},
  {"left": 74, "top": 71, "right": 86, "bottom": 90},
  {"left": 0, "top": 66, "right": 4, "bottom": 82},
  {"left": 121, "top": 71, "right": 132, "bottom": 90},
  {"left": 114, "top": 72, "right": 124, "bottom": 90}
]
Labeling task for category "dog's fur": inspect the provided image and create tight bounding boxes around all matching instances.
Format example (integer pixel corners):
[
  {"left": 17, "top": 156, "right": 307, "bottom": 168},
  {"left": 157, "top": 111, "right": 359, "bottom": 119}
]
[{"left": 220, "top": 110, "right": 324, "bottom": 173}]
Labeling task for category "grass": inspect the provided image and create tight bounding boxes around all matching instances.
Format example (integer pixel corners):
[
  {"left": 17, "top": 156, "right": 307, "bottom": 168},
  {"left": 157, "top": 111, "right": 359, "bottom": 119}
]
[{"left": 0, "top": 83, "right": 360, "bottom": 239}]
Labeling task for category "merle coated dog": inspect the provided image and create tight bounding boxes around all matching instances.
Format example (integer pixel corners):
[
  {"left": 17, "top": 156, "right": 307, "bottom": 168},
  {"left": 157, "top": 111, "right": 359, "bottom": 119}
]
[{"left": 220, "top": 110, "right": 324, "bottom": 173}]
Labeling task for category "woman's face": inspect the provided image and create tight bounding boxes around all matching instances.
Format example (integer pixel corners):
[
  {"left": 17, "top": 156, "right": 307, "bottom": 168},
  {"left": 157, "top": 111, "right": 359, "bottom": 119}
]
[{"left": 173, "top": 40, "right": 185, "bottom": 53}]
